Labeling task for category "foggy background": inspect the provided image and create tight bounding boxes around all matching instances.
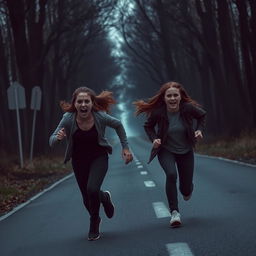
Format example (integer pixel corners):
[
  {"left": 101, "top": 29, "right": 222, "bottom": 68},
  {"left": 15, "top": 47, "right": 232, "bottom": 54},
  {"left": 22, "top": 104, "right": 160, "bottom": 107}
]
[{"left": 0, "top": 0, "right": 255, "bottom": 158}]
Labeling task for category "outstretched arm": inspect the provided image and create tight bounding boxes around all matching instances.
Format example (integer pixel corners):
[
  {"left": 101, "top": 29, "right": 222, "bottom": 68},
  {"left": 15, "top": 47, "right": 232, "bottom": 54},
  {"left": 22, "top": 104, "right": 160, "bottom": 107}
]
[
  {"left": 192, "top": 105, "right": 206, "bottom": 141},
  {"left": 190, "top": 105, "right": 206, "bottom": 133},
  {"left": 144, "top": 112, "right": 162, "bottom": 149},
  {"left": 104, "top": 113, "right": 133, "bottom": 164},
  {"left": 143, "top": 112, "right": 158, "bottom": 142}
]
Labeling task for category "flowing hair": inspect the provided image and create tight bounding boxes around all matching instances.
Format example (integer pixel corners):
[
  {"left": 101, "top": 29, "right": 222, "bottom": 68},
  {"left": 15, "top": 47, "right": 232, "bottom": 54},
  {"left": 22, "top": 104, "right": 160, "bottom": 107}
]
[
  {"left": 134, "top": 81, "right": 200, "bottom": 116},
  {"left": 60, "top": 87, "right": 116, "bottom": 113}
]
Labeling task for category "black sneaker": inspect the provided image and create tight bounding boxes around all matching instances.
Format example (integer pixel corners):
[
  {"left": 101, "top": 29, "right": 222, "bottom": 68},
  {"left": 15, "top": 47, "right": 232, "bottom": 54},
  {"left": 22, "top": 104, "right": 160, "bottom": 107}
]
[
  {"left": 88, "top": 217, "right": 101, "bottom": 241},
  {"left": 101, "top": 191, "right": 115, "bottom": 218}
]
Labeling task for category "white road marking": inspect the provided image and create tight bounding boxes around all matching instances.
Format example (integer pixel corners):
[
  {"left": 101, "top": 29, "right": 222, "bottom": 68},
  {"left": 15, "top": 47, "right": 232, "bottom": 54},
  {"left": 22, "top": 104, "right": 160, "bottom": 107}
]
[
  {"left": 144, "top": 180, "right": 156, "bottom": 187},
  {"left": 135, "top": 162, "right": 141, "bottom": 165},
  {"left": 137, "top": 165, "right": 143, "bottom": 168},
  {"left": 140, "top": 171, "right": 148, "bottom": 175},
  {"left": 152, "top": 202, "right": 171, "bottom": 218},
  {"left": 166, "top": 243, "right": 194, "bottom": 256},
  {"left": 197, "top": 154, "right": 256, "bottom": 168}
]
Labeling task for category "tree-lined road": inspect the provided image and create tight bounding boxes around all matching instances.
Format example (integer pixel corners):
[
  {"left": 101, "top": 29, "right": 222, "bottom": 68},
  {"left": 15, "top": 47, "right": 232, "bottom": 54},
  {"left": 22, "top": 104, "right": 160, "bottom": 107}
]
[{"left": 1, "top": 137, "right": 256, "bottom": 256}]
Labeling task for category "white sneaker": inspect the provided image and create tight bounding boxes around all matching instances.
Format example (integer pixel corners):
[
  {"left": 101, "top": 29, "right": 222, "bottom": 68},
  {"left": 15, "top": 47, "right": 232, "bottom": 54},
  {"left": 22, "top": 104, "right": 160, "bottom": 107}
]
[{"left": 170, "top": 210, "right": 181, "bottom": 228}]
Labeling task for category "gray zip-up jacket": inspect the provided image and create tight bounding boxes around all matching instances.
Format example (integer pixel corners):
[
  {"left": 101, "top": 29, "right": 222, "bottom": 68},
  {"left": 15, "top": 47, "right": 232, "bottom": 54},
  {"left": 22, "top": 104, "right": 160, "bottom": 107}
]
[{"left": 49, "top": 111, "right": 129, "bottom": 163}]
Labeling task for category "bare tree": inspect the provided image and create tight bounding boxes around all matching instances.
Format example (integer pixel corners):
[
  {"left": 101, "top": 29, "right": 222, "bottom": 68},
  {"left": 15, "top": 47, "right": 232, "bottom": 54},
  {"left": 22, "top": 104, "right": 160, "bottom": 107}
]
[
  {"left": 1, "top": 0, "right": 118, "bottom": 156},
  {"left": 118, "top": 0, "right": 255, "bottom": 135}
]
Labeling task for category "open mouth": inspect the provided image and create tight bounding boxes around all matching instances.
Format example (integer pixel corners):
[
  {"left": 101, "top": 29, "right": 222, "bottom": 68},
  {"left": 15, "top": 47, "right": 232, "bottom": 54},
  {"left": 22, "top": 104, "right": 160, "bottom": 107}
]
[{"left": 80, "top": 109, "right": 88, "bottom": 113}]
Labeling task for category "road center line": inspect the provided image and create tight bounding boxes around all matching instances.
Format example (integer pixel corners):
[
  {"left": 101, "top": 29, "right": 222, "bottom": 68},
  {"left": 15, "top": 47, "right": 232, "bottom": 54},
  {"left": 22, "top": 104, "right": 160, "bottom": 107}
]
[
  {"left": 144, "top": 180, "right": 156, "bottom": 187},
  {"left": 152, "top": 202, "right": 171, "bottom": 218},
  {"left": 137, "top": 165, "right": 143, "bottom": 168},
  {"left": 140, "top": 171, "right": 148, "bottom": 175},
  {"left": 166, "top": 243, "right": 194, "bottom": 256}
]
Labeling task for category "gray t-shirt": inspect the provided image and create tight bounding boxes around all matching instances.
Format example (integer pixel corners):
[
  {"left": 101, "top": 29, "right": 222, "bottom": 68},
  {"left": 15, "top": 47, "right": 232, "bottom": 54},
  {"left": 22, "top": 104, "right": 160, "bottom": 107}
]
[{"left": 163, "top": 111, "right": 192, "bottom": 154}]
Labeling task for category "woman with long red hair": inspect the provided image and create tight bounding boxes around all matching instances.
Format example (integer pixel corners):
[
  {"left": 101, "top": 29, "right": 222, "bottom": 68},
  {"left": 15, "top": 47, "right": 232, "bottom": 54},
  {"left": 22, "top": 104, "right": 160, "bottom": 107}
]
[
  {"left": 49, "top": 87, "right": 133, "bottom": 241},
  {"left": 134, "top": 81, "right": 206, "bottom": 227}
]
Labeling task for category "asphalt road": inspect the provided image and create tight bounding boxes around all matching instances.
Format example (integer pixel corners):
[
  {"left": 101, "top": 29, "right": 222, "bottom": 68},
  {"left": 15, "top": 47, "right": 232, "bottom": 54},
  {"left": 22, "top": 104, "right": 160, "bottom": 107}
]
[{"left": 1, "top": 136, "right": 256, "bottom": 256}]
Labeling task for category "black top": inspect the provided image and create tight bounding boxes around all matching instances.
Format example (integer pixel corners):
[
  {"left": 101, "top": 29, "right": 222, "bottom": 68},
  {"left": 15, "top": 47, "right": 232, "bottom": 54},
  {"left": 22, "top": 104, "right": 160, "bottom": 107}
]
[{"left": 72, "top": 124, "right": 107, "bottom": 161}]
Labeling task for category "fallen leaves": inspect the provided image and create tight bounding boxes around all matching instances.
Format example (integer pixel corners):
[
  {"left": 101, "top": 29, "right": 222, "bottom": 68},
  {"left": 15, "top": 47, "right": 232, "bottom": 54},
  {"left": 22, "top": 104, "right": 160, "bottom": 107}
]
[{"left": 0, "top": 157, "right": 72, "bottom": 216}]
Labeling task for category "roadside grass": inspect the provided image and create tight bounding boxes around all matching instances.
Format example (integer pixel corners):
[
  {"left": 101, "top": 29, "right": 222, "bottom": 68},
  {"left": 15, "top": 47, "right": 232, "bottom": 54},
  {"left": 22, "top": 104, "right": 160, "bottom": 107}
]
[
  {"left": 0, "top": 155, "right": 72, "bottom": 216},
  {"left": 195, "top": 131, "right": 256, "bottom": 165}
]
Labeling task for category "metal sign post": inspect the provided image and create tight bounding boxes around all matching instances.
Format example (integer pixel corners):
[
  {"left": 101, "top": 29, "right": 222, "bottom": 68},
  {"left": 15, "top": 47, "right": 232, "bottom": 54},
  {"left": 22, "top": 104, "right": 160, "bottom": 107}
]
[
  {"left": 7, "top": 82, "right": 26, "bottom": 168},
  {"left": 30, "top": 86, "right": 42, "bottom": 162}
]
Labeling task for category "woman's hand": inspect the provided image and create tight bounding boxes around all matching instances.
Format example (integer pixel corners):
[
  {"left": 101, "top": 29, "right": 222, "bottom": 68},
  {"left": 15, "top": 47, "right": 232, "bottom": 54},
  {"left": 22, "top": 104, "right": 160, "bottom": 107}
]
[
  {"left": 56, "top": 128, "right": 66, "bottom": 141},
  {"left": 122, "top": 149, "right": 133, "bottom": 164},
  {"left": 195, "top": 130, "right": 203, "bottom": 140},
  {"left": 153, "top": 138, "right": 161, "bottom": 149}
]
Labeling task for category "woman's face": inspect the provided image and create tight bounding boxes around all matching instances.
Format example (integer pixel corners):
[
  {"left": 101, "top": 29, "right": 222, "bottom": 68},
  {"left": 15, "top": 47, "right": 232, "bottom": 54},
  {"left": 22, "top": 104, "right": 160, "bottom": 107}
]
[
  {"left": 74, "top": 92, "right": 93, "bottom": 119},
  {"left": 164, "top": 87, "right": 181, "bottom": 112}
]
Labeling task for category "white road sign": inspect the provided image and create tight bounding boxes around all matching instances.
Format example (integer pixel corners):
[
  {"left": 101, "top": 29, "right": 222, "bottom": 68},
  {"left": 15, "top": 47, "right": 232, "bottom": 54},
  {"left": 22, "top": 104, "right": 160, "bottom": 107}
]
[
  {"left": 7, "top": 81, "right": 26, "bottom": 110},
  {"left": 30, "top": 86, "right": 42, "bottom": 110}
]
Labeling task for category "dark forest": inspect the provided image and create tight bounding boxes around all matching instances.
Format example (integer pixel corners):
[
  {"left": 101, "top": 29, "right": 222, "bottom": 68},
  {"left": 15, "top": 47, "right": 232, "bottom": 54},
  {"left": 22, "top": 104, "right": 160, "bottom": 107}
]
[{"left": 0, "top": 0, "right": 255, "bottom": 158}]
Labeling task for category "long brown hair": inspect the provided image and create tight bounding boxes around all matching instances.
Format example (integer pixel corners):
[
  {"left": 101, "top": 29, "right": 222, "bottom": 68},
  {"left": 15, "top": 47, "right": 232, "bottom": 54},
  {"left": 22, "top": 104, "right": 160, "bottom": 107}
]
[
  {"left": 134, "top": 81, "right": 199, "bottom": 116},
  {"left": 60, "top": 87, "right": 116, "bottom": 113}
]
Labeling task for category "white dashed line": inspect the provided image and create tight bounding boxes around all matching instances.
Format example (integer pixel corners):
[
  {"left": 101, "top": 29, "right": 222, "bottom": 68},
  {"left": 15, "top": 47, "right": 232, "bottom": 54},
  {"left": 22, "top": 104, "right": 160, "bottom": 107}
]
[
  {"left": 144, "top": 180, "right": 156, "bottom": 187},
  {"left": 140, "top": 171, "right": 148, "bottom": 175},
  {"left": 137, "top": 165, "right": 143, "bottom": 168},
  {"left": 135, "top": 162, "right": 141, "bottom": 165},
  {"left": 152, "top": 202, "right": 171, "bottom": 218},
  {"left": 166, "top": 243, "right": 194, "bottom": 256}
]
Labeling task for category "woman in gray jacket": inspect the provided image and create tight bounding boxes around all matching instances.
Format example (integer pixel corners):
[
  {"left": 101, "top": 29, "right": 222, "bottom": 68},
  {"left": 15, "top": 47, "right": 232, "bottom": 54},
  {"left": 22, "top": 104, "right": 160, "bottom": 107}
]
[
  {"left": 134, "top": 81, "right": 206, "bottom": 228},
  {"left": 49, "top": 87, "right": 133, "bottom": 241}
]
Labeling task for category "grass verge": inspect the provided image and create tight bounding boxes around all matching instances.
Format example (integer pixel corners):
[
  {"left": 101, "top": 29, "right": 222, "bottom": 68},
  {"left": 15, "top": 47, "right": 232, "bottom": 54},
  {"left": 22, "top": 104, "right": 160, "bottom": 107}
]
[
  {"left": 195, "top": 131, "right": 256, "bottom": 165},
  {"left": 0, "top": 156, "right": 72, "bottom": 216}
]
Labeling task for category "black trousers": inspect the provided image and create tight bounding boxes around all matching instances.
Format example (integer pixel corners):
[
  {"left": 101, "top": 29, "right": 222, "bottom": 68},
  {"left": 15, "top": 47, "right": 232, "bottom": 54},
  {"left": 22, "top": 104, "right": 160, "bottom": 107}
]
[
  {"left": 157, "top": 148, "right": 194, "bottom": 212},
  {"left": 72, "top": 153, "right": 108, "bottom": 219}
]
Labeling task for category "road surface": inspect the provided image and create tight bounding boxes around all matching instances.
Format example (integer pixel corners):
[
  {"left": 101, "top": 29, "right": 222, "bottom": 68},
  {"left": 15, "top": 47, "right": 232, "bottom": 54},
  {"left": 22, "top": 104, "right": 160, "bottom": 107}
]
[{"left": 1, "top": 136, "right": 256, "bottom": 256}]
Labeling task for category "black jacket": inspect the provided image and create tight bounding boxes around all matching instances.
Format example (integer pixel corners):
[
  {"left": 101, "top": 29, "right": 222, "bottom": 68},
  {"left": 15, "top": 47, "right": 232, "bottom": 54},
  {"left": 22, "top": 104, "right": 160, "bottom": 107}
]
[{"left": 144, "top": 102, "right": 206, "bottom": 163}]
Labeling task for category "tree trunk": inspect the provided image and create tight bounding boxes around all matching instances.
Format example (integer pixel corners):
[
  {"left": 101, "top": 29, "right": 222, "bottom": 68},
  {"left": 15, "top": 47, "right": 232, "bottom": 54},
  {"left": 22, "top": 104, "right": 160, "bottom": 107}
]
[
  {"left": 236, "top": 0, "right": 256, "bottom": 126},
  {"left": 216, "top": 0, "right": 250, "bottom": 133},
  {"left": 156, "top": 0, "right": 177, "bottom": 80},
  {"left": 248, "top": 0, "right": 256, "bottom": 69},
  {"left": 195, "top": 0, "right": 229, "bottom": 131},
  {"left": 6, "top": 0, "right": 31, "bottom": 88}
]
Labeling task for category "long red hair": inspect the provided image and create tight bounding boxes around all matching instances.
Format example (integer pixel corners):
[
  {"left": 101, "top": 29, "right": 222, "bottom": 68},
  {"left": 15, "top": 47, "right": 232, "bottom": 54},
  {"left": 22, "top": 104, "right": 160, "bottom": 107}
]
[
  {"left": 60, "top": 87, "right": 116, "bottom": 113},
  {"left": 134, "top": 81, "right": 200, "bottom": 116}
]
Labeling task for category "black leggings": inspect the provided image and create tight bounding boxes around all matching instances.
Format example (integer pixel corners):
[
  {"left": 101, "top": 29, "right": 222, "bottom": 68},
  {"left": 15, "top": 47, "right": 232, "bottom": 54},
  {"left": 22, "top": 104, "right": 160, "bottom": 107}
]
[
  {"left": 72, "top": 153, "right": 108, "bottom": 219},
  {"left": 157, "top": 148, "right": 194, "bottom": 212}
]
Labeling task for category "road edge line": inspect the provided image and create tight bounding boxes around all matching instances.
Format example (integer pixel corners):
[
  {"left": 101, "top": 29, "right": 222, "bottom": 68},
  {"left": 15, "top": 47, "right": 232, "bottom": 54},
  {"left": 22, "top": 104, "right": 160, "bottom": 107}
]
[
  {"left": 196, "top": 154, "right": 256, "bottom": 168},
  {"left": 0, "top": 173, "right": 74, "bottom": 222}
]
